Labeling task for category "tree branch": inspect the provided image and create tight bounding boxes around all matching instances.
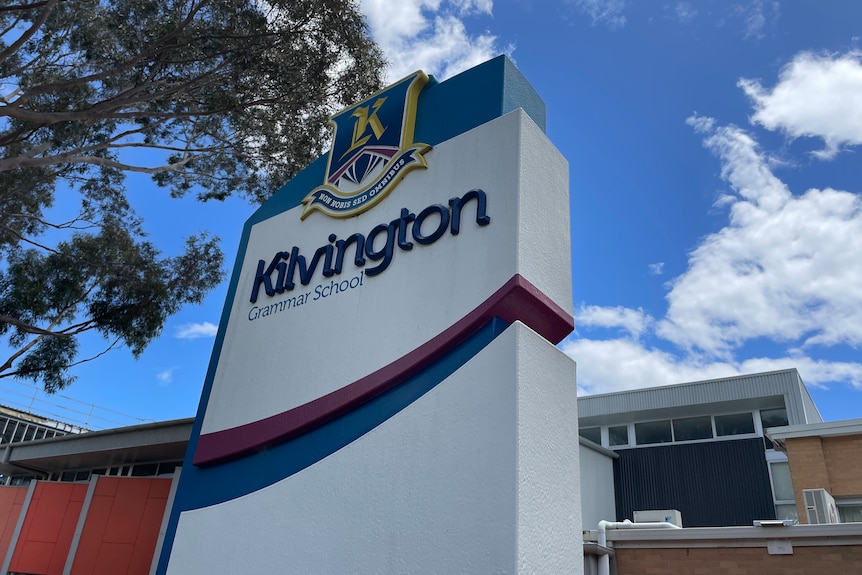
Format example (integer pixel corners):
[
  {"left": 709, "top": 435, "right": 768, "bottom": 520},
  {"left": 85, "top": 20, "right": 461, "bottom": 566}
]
[
  {"left": 0, "top": 337, "right": 121, "bottom": 380},
  {"left": 0, "top": 2, "right": 50, "bottom": 13},
  {"left": 0, "top": 314, "right": 69, "bottom": 337},
  {"left": 0, "top": 151, "right": 196, "bottom": 173},
  {"left": 0, "top": 0, "right": 57, "bottom": 65},
  {"left": 0, "top": 224, "right": 62, "bottom": 253}
]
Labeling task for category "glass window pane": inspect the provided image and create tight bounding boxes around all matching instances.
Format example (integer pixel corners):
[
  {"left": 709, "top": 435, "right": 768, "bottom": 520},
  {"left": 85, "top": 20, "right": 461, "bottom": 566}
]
[
  {"left": 760, "top": 408, "right": 789, "bottom": 429},
  {"left": 579, "top": 427, "right": 601, "bottom": 444},
  {"left": 673, "top": 416, "right": 713, "bottom": 441},
  {"left": 635, "top": 420, "right": 672, "bottom": 445},
  {"left": 608, "top": 425, "right": 629, "bottom": 447},
  {"left": 775, "top": 504, "right": 798, "bottom": 522},
  {"left": 761, "top": 408, "right": 789, "bottom": 449},
  {"left": 715, "top": 412, "right": 755, "bottom": 436},
  {"left": 11, "top": 423, "right": 25, "bottom": 443},
  {"left": 131, "top": 463, "right": 159, "bottom": 477},
  {"left": 838, "top": 505, "right": 862, "bottom": 523},
  {"left": 770, "top": 461, "right": 794, "bottom": 501},
  {"left": 157, "top": 462, "right": 181, "bottom": 476}
]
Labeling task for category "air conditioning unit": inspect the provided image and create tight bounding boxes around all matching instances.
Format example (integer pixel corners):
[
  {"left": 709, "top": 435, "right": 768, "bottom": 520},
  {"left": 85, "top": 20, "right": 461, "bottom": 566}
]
[
  {"left": 633, "top": 509, "right": 683, "bottom": 527},
  {"left": 803, "top": 488, "right": 840, "bottom": 524}
]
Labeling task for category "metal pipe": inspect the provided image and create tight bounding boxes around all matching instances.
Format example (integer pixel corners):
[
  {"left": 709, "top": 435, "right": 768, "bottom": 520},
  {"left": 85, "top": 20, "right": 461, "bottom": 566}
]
[{"left": 597, "top": 519, "right": 681, "bottom": 575}]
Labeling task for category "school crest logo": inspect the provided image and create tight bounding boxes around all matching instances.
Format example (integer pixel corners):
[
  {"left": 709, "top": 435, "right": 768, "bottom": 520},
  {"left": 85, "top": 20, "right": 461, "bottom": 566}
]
[{"left": 301, "top": 71, "right": 431, "bottom": 219}]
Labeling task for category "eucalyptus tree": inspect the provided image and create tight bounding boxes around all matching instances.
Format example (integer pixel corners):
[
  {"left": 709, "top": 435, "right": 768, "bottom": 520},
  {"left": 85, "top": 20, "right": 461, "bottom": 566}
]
[{"left": 0, "top": 0, "right": 385, "bottom": 391}]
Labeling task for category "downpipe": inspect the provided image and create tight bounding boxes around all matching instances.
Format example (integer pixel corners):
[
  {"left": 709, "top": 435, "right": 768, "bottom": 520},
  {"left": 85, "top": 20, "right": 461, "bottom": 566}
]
[{"left": 597, "top": 519, "right": 681, "bottom": 575}]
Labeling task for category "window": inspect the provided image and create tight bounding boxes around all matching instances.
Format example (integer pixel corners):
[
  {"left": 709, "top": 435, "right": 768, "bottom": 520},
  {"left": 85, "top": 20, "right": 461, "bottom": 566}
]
[
  {"left": 635, "top": 420, "right": 672, "bottom": 445},
  {"left": 775, "top": 504, "right": 799, "bottom": 522},
  {"left": 131, "top": 463, "right": 159, "bottom": 477},
  {"left": 714, "top": 412, "right": 755, "bottom": 436},
  {"left": 672, "top": 416, "right": 713, "bottom": 441},
  {"left": 770, "top": 462, "right": 794, "bottom": 500},
  {"left": 760, "top": 407, "right": 788, "bottom": 429},
  {"left": 838, "top": 504, "right": 862, "bottom": 523},
  {"left": 760, "top": 408, "right": 789, "bottom": 449},
  {"left": 608, "top": 425, "right": 629, "bottom": 447},
  {"left": 579, "top": 427, "right": 601, "bottom": 444},
  {"left": 157, "top": 461, "right": 181, "bottom": 476},
  {"left": 770, "top": 461, "right": 797, "bottom": 521},
  {"left": 11, "top": 423, "right": 25, "bottom": 443}
]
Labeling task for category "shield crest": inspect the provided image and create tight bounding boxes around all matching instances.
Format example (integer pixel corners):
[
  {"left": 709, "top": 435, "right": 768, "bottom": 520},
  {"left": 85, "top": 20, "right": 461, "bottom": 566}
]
[{"left": 301, "top": 71, "right": 431, "bottom": 219}]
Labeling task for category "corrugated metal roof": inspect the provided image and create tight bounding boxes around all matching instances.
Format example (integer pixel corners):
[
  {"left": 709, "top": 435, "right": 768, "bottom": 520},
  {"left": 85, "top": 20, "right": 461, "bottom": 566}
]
[{"left": 578, "top": 369, "right": 821, "bottom": 426}]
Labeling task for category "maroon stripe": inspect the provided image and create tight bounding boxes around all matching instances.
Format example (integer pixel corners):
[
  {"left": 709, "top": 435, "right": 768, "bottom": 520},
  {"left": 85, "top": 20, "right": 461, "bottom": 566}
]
[{"left": 193, "top": 274, "right": 573, "bottom": 466}]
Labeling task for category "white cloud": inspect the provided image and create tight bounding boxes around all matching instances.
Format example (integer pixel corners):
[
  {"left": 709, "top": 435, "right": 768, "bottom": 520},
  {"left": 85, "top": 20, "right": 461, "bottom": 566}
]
[
  {"left": 657, "top": 117, "right": 862, "bottom": 355},
  {"left": 175, "top": 322, "right": 219, "bottom": 339},
  {"left": 562, "top": 49, "right": 862, "bottom": 398},
  {"left": 568, "top": 0, "right": 626, "bottom": 29},
  {"left": 360, "top": 0, "right": 507, "bottom": 81},
  {"left": 731, "top": 0, "right": 779, "bottom": 39},
  {"left": 673, "top": 2, "right": 697, "bottom": 24},
  {"left": 686, "top": 114, "right": 714, "bottom": 134},
  {"left": 648, "top": 262, "right": 664, "bottom": 275},
  {"left": 562, "top": 336, "right": 862, "bottom": 395},
  {"left": 156, "top": 368, "right": 175, "bottom": 386},
  {"left": 739, "top": 51, "right": 862, "bottom": 159},
  {"left": 576, "top": 305, "right": 653, "bottom": 339}
]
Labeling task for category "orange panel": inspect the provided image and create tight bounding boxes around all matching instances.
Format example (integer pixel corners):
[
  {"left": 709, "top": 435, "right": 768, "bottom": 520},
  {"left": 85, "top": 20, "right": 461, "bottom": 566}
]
[
  {"left": 9, "top": 483, "right": 87, "bottom": 575},
  {"left": 0, "top": 487, "right": 27, "bottom": 560},
  {"left": 95, "top": 476, "right": 119, "bottom": 497},
  {"left": 75, "top": 496, "right": 116, "bottom": 573},
  {"left": 128, "top": 496, "right": 170, "bottom": 575},
  {"left": 93, "top": 541, "right": 134, "bottom": 574},
  {"left": 14, "top": 539, "right": 54, "bottom": 573},
  {"left": 147, "top": 479, "right": 171, "bottom": 499},
  {"left": 71, "top": 477, "right": 171, "bottom": 575},
  {"left": 103, "top": 479, "right": 150, "bottom": 544}
]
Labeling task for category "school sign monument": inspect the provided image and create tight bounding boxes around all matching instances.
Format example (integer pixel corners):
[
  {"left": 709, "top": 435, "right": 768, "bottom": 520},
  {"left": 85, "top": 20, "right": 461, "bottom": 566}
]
[{"left": 156, "top": 56, "right": 582, "bottom": 574}]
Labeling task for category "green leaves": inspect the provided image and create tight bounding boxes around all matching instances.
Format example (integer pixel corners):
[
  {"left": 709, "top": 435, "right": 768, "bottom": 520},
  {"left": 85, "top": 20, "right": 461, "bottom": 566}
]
[
  {"left": 1, "top": 0, "right": 385, "bottom": 203},
  {"left": 0, "top": 223, "right": 224, "bottom": 390},
  {"left": 0, "top": 0, "right": 383, "bottom": 390}
]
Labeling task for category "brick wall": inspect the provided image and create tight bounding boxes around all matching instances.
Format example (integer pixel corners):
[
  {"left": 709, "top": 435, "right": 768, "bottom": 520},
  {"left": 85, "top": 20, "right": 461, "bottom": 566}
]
[
  {"left": 786, "top": 434, "right": 862, "bottom": 523},
  {"left": 616, "top": 545, "right": 862, "bottom": 575},
  {"left": 820, "top": 435, "right": 862, "bottom": 496}
]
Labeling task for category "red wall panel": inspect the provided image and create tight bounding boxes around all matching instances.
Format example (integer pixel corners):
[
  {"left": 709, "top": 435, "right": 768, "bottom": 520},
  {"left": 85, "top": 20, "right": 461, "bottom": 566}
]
[
  {"left": 71, "top": 477, "right": 171, "bottom": 575},
  {"left": 9, "top": 482, "right": 87, "bottom": 575},
  {"left": 0, "top": 486, "right": 27, "bottom": 561}
]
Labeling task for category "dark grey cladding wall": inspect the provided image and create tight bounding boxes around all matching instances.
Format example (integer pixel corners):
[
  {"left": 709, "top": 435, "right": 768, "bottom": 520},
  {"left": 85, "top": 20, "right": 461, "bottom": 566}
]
[{"left": 613, "top": 437, "right": 775, "bottom": 527}]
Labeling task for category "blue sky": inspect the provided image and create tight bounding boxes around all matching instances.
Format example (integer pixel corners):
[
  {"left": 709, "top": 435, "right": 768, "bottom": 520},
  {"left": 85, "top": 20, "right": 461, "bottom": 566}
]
[{"left": 4, "top": 0, "right": 861, "bottom": 427}]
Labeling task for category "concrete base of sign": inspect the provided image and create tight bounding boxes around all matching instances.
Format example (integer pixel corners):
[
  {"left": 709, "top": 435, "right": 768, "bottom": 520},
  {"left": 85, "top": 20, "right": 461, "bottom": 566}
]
[{"left": 165, "top": 322, "right": 580, "bottom": 574}]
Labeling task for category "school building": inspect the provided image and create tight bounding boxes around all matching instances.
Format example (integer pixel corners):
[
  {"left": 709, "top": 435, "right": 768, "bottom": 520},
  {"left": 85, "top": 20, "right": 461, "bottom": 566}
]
[{"left": 0, "top": 369, "right": 857, "bottom": 574}]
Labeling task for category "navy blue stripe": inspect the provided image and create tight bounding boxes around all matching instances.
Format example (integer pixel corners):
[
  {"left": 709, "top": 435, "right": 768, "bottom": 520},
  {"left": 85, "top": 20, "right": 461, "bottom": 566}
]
[{"left": 155, "top": 317, "right": 508, "bottom": 574}]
